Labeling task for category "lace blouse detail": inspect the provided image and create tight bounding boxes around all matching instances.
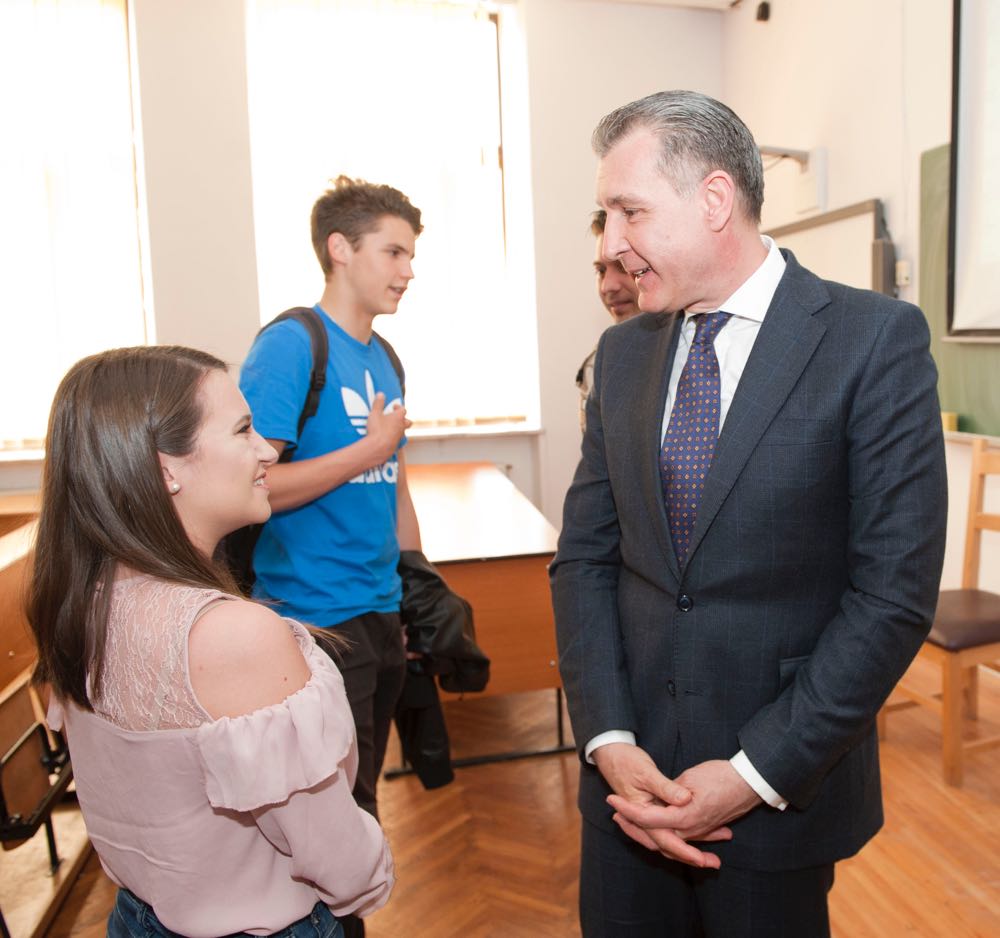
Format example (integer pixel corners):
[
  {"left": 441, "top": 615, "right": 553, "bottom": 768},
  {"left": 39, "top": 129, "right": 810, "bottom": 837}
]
[
  {"left": 93, "top": 575, "right": 232, "bottom": 731},
  {"left": 47, "top": 586, "right": 394, "bottom": 932}
]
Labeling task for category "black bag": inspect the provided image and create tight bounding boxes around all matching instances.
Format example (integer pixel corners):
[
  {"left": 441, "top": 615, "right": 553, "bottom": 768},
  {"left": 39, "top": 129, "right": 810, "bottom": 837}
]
[
  {"left": 393, "top": 671, "right": 455, "bottom": 790},
  {"left": 397, "top": 549, "right": 490, "bottom": 694},
  {"left": 217, "top": 307, "right": 404, "bottom": 592}
]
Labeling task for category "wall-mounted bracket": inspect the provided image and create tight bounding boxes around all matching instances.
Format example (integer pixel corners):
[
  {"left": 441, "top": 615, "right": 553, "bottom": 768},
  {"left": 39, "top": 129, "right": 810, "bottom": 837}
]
[{"left": 758, "top": 145, "right": 811, "bottom": 169}]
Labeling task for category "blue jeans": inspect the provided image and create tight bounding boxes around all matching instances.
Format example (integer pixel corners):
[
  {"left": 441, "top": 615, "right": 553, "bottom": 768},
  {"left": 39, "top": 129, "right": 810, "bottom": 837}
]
[{"left": 107, "top": 889, "right": 344, "bottom": 938}]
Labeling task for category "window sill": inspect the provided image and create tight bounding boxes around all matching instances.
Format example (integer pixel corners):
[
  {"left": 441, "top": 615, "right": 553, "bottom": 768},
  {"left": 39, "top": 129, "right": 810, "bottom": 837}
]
[
  {"left": 407, "top": 422, "right": 542, "bottom": 442},
  {"left": 0, "top": 449, "right": 44, "bottom": 465}
]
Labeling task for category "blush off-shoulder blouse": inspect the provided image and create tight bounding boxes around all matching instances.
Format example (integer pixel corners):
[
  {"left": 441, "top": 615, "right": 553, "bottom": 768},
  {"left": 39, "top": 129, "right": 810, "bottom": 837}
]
[{"left": 46, "top": 575, "right": 394, "bottom": 937}]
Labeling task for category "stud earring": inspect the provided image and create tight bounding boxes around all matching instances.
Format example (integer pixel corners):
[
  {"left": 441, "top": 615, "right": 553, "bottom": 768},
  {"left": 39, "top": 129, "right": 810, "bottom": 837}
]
[{"left": 169, "top": 482, "right": 181, "bottom": 494}]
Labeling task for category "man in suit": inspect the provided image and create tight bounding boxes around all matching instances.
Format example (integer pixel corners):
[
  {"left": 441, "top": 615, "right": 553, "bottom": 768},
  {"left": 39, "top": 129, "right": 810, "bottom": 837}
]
[
  {"left": 550, "top": 90, "right": 947, "bottom": 937},
  {"left": 577, "top": 209, "right": 644, "bottom": 431}
]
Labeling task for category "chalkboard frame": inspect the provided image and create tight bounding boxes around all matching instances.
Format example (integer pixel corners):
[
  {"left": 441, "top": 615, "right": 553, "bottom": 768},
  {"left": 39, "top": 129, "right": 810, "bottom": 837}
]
[{"left": 764, "top": 199, "right": 896, "bottom": 297}]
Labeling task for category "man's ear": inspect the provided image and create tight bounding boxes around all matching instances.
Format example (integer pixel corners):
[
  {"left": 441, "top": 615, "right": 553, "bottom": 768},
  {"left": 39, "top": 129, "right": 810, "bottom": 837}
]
[
  {"left": 327, "top": 231, "right": 353, "bottom": 268},
  {"left": 702, "top": 171, "right": 736, "bottom": 232}
]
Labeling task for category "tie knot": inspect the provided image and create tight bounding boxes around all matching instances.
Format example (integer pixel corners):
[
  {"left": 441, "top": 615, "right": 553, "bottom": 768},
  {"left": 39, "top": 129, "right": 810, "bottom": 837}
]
[{"left": 693, "top": 311, "right": 732, "bottom": 347}]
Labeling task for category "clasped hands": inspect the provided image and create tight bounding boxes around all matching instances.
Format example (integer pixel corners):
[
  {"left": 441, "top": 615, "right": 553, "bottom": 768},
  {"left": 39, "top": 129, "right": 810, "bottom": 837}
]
[{"left": 592, "top": 743, "right": 763, "bottom": 870}]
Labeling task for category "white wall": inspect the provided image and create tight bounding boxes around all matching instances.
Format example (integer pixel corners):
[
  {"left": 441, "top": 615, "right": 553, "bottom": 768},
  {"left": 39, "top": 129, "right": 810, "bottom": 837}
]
[
  {"left": 524, "top": 0, "right": 723, "bottom": 523},
  {"left": 131, "top": 0, "right": 261, "bottom": 366},
  {"left": 721, "top": 0, "right": 953, "bottom": 305}
]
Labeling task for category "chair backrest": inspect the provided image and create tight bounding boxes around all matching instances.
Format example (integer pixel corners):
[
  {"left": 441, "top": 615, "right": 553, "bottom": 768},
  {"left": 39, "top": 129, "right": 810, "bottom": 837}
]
[
  {"left": 0, "top": 671, "right": 70, "bottom": 850},
  {"left": 962, "top": 437, "right": 1000, "bottom": 589}
]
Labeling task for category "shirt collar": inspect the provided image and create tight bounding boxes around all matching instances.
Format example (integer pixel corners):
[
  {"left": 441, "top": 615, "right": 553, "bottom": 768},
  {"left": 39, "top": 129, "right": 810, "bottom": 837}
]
[{"left": 683, "top": 236, "right": 786, "bottom": 326}]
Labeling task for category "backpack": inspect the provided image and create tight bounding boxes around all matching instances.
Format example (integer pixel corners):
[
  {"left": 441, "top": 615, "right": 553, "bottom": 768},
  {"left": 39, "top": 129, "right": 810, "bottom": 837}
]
[{"left": 218, "top": 306, "right": 404, "bottom": 592}]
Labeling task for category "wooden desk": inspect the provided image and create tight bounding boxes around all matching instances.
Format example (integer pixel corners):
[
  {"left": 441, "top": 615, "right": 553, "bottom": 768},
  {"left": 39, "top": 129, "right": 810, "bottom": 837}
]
[
  {"left": 0, "top": 519, "right": 38, "bottom": 691},
  {"left": 0, "top": 491, "right": 40, "bottom": 541},
  {"left": 0, "top": 491, "right": 41, "bottom": 515},
  {"left": 406, "top": 462, "right": 561, "bottom": 699}
]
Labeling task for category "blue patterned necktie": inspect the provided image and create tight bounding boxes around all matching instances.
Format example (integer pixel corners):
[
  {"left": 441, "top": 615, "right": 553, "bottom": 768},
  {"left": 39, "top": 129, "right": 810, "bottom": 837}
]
[{"left": 660, "top": 311, "right": 732, "bottom": 565}]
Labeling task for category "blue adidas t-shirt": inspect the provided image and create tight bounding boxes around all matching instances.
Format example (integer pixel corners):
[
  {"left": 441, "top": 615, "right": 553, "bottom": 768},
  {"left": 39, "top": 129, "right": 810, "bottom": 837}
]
[{"left": 239, "top": 305, "right": 405, "bottom": 626}]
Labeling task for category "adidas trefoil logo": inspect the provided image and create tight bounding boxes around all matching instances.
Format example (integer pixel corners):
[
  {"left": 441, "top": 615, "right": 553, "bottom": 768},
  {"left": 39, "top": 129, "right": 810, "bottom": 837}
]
[
  {"left": 342, "top": 371, "right": 404, "bottom": 435},
  {"left": 342, "top": 370, "right": 402, "bottom": 485}
]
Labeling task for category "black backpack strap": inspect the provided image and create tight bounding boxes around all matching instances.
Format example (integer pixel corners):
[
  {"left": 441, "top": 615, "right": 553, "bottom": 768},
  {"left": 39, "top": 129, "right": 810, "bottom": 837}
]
[
  {"left": 372, "top": 330, "right": 406, "bottom": 397},
  {"left": 255, "top": 312, "right": 403, "bottom": 448},
  {"left": 259, "top": 307, "right": 329, "bottom": 447}
]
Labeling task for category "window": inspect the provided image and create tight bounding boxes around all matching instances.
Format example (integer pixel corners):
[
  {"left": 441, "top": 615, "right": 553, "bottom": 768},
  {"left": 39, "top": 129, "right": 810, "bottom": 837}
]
[
  {"left": 0, "top": 0, "right": 145, "bottom": 451},
  {"left": 245, "top": 0, "right": 538, "bottom": 427}
]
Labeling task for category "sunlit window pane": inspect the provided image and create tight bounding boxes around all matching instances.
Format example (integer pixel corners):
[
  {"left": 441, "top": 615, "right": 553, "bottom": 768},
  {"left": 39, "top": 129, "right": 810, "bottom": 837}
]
[
  {"left": 0, "top": 0, "right": 144, "bottom": 450},
  {"left": 246, "top": 0, "right": 533, "bottom": 425}
]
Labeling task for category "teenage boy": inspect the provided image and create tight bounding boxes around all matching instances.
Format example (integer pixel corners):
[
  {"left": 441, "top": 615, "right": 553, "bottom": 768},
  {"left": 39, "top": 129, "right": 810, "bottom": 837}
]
[{"left": 240, "top": 176, "right": 423, "bottom": 834}]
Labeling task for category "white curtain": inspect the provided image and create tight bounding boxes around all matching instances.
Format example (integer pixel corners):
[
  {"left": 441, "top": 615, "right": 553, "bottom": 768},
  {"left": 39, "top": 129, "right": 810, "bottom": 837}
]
[
  {"left": 0, "top": 0, "right": 144, "bottom": 450},
  {"left": 246, "top": 0, "right": 533, "bottom": 424}
]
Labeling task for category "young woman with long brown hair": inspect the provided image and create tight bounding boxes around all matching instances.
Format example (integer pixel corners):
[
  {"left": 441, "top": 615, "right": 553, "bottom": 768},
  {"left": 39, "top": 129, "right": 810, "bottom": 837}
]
[{"left": 28, "top": 346, "right": 393, "bottom": 938}]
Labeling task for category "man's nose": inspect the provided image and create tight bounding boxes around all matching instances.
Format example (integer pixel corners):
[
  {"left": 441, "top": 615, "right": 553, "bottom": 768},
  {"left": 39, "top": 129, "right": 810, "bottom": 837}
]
[{"left": 602, "top": 217, "right": 627, "bottom": 263}]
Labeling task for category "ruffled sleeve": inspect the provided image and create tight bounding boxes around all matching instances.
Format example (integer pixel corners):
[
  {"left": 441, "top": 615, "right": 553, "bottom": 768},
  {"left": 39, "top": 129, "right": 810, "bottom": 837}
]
[
  {"left": 195, "top": 621, "right": 394, "bottom": 918},
  {"left": 194, "top": 621, "right": 356, "bottom": 812}
]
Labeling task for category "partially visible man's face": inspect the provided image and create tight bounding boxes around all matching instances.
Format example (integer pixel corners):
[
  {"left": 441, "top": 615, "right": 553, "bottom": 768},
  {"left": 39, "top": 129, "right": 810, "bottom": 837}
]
[
  {"left": 594, "top": 234, "right": 641, "bottom": 324},
  {"left": 597, "top": 127, "right": 715, "bottom": 315}
]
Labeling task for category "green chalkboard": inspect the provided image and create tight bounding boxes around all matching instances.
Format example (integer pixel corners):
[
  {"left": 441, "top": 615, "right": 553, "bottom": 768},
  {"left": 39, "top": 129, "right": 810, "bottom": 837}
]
[{"left": 921, "top": 144, "right": 1000, "bottom": 435}]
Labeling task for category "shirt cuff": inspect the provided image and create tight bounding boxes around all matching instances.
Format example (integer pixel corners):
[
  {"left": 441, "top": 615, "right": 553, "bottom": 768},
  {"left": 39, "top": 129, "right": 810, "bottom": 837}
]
[
  {"left": 584, "top": 731, "right": 636, "bottom": 764},
  {"left": 731, "top": 750, "right": 788, "bottom": 810}
]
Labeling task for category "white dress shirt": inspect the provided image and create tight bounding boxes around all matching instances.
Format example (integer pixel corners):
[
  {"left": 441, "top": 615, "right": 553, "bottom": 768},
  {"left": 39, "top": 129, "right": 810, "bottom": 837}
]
[{"left": 586, "top": 236, "right": 790, "bottom": 811}]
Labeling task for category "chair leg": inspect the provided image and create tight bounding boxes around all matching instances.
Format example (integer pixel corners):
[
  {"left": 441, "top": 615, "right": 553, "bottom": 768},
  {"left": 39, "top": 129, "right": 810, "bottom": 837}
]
[
  {"left": 876, "top": 707, "right": 887, "bottom": 741},
  {"left": 962, "top": 665, "right": 979, "bottom": 720},
  {"left": 44, "top": 815, "right": 62, "bottom": 874},
  {"left": 942, "top": 656, "right": 964, "bottom": 786}
]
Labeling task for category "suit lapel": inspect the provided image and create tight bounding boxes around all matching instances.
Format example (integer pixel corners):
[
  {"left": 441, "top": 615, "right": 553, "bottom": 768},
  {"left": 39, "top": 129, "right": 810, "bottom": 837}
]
[
  {"left": 684, "top": 254, "right": 831, "bottom": 564},
  {"left": 630, "top": 312, "right": 683, "bottom": 582}
]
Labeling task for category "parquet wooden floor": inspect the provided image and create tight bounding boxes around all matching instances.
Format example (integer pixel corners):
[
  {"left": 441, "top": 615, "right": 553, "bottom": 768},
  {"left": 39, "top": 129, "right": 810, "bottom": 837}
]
[{"left": 42, "top": 662, "right": 1000, "bottom": 937}]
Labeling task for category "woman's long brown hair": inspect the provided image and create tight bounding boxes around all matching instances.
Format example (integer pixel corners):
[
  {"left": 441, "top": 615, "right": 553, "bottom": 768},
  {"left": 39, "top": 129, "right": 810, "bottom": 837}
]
[{"left": 27, "top": 346, "right": 243, "bottom": 710}]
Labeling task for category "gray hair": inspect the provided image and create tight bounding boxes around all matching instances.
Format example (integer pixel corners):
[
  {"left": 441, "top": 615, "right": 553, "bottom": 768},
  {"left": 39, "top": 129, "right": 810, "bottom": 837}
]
[{"left": 592, "top": 90, "right": 764, "bottom": 224}]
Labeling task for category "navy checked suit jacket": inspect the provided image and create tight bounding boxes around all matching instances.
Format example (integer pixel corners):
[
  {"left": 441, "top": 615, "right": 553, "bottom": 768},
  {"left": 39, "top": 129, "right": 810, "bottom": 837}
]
[{"left": 550, "top": 251, "right": 948, "bottom": 872}]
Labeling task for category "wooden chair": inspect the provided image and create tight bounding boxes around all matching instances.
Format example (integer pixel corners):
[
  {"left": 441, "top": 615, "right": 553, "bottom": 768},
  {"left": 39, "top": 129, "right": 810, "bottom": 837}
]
[
  {"left": 0, "top": 672, "right": 73, "bottom": 938},
  {"left": 879, "top": 437, "right": 1000, "bottom": 785}
]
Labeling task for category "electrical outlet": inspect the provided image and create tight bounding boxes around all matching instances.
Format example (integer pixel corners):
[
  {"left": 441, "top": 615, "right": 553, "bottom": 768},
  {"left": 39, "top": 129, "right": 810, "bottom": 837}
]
[{"left": 895, "top": 259, "right": 912, "bottom": 288}]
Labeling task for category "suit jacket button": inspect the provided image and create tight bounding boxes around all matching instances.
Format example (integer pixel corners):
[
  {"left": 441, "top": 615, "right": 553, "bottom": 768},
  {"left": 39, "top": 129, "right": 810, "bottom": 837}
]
[
  {"left": 667, "top": 680, "right": 676, "bottom": 696},
  {"left": 677, "top": 594, "right": 693, "bottom": 612}
]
